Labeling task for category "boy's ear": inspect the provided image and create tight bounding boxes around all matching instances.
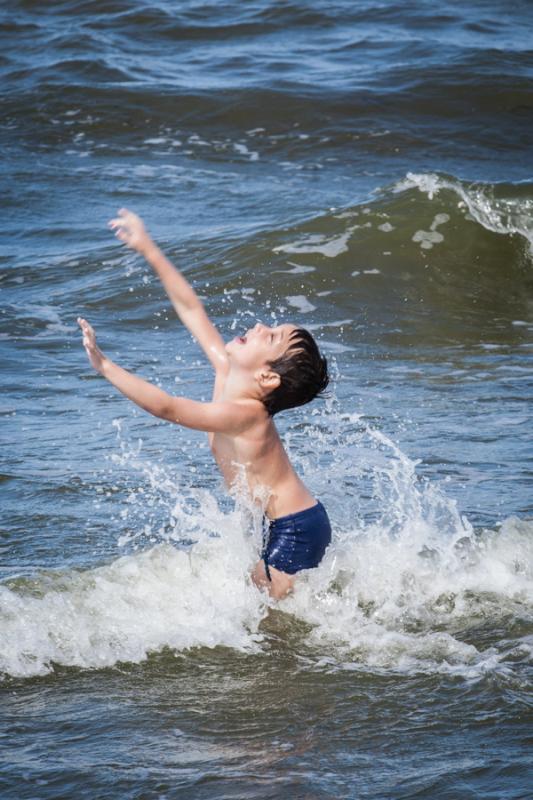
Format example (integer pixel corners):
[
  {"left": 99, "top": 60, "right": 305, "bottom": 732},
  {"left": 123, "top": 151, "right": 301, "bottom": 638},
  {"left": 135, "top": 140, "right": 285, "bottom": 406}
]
[{"left": 256, "top": 368, "right": 281, "bottom": 391}]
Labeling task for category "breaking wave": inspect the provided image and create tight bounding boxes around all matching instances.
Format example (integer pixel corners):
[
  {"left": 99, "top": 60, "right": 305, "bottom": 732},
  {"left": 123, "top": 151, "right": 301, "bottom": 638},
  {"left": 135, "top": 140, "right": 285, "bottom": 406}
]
[
  {"left": 395, "top": 172, "right": 533, "bottom": 252},
  {"left": 1, "top": 414, "right": 531, "bottom": 680}
]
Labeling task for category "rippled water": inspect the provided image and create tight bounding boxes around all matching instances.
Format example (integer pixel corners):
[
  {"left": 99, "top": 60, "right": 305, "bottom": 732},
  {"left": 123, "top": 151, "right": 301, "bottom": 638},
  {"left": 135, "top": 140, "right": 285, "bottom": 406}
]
[{"left": 1, "top": 1, "right": 532, "bottom": 798}]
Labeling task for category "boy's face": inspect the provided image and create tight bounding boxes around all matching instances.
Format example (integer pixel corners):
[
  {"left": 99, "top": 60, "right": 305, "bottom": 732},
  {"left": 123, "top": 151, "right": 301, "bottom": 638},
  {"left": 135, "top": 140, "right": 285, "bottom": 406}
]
[{"left": 226, "top": 322, "right": 297, "bottom": 372}]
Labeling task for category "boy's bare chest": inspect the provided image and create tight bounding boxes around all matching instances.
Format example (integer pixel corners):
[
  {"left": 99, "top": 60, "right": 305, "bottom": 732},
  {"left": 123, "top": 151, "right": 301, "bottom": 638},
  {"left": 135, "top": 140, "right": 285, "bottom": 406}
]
[
  {"left": 210, "top": 431, "right": 253, "bottom": 482},
  {"left": 209, "top": 425, "right": 279, "bottom": 489}
]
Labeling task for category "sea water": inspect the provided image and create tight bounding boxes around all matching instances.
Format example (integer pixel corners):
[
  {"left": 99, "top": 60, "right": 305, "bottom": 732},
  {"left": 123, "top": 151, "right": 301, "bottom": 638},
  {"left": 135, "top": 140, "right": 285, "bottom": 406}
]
[{"left": 1, "top": 1, "right": 532, "bottom": 798}]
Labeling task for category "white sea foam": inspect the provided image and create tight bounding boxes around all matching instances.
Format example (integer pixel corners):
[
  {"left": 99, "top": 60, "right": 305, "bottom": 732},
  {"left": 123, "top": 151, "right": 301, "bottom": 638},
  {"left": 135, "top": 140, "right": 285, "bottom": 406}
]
[
  {"left": 285, "top": 295, "right": 316, "bottom": 313},
  {"left": 285, "top": 512, "right": 533, "bottom": 677},
  {"left": 305, "top": 319, "right": 353, "bottom": 331},
  {"left": 273, "top": 230, "right": 354, "bottom": 258},
  {"left": 233, "top": 142, "right": 259, "bottom": 161},
  {"left": 1, "top": 418, "right": 532, "bottom": 680},
  {"left": 20, "top": 304, "right": 76, "bottom": 337},
  {"left": 275, "top": 262, "right": 316, "bottom": 274},
  {"left": 412, "top": 212, "right": 450, "bottom": 250},
  {"left": 0, "top": 505, "right": 264, "bottom": 678}
]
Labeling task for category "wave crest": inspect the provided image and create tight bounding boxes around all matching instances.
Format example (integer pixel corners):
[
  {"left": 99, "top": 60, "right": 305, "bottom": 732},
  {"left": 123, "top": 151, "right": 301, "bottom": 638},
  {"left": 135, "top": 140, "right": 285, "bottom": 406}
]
[{"left": 395, "top": 172, "right": 533, "bottom": 251}]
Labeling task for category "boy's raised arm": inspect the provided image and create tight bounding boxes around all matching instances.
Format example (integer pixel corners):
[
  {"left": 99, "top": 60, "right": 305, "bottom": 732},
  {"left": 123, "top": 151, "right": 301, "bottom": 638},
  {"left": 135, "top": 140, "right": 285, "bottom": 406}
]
[
  {"left": 109, "top": 209, "right": 228, "bottom": 373},
  {"left": 78, "top": 318, "right": 255, "bottom": 434}
]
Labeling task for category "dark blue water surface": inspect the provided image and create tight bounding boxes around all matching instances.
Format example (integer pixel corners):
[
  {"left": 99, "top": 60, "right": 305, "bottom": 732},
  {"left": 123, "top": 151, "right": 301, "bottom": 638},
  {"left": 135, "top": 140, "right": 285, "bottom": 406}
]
[{"left": 1, "top": 2, "right": 532, "bottom": 798}]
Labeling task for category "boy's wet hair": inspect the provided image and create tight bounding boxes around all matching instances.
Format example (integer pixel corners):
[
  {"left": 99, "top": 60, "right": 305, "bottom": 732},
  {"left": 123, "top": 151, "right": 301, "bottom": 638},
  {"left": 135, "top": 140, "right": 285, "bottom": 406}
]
[{"left": 263, "top": 328, "right": 329, "bottom": 416}]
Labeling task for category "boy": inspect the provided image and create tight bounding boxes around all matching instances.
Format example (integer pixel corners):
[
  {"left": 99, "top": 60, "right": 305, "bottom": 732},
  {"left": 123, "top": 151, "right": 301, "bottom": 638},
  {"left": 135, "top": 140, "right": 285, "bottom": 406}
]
[{"left": 78, "top": 209, "right": 331, "bottom": 599}]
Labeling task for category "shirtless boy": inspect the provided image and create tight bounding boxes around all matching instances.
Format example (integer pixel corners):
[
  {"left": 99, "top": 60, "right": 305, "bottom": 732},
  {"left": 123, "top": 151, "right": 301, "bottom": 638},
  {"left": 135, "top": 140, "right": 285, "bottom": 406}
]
[{"left": 78, "top": 209, "right": 331, "bottom": 599}]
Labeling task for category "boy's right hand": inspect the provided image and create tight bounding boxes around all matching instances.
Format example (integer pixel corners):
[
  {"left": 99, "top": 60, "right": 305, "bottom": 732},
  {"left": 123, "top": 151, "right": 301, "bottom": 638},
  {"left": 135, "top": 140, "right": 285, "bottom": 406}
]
[
  {"left": 108, "top": 208, "right": 152, "bottom": 254},
  {"left": 78, "top": 317, "right": 107, "bottom": 374}
]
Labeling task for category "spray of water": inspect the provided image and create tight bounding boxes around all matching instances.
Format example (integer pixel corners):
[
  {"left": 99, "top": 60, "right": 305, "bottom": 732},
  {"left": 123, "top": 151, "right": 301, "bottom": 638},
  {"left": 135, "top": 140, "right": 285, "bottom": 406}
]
[{"left": 1, "top": 406, "right": 532, "bottom": 679}]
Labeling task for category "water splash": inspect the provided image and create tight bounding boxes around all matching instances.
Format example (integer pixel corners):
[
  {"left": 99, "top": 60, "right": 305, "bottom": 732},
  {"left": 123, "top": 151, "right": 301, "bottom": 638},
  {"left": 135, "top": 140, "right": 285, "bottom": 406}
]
[{"left": 1, "top": 411, "right": 532, "bottom": 679}]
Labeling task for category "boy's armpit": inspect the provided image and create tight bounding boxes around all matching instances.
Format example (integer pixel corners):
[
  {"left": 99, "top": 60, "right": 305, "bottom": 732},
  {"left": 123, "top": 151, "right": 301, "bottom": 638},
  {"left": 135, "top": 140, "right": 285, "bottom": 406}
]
[{"left": 161, "top": 396, "right": 261, "bottom": 434}]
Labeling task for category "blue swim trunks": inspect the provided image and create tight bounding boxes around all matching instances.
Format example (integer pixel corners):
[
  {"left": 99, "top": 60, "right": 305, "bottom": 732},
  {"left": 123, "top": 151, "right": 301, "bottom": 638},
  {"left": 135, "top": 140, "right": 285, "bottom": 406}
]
[{"left": 261, "top": 501, "right": 331, "bottom": 579}]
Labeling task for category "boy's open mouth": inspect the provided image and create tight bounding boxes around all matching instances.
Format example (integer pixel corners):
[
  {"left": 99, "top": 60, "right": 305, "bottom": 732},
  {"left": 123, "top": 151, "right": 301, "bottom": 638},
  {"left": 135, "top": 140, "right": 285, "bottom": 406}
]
[{"left": 235, "top": 335, "right": 247, "bottom": 344}]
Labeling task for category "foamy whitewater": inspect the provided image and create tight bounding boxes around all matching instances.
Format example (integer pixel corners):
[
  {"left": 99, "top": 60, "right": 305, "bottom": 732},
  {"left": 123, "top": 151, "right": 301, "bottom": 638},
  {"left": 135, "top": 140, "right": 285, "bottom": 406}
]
[{"left": 2, "top": 413, "right": 531, "bottom": 680}]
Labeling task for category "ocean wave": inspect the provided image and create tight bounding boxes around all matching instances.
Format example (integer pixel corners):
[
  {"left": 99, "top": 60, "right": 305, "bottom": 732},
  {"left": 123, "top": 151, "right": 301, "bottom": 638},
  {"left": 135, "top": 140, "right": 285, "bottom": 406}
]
[
  {"left": 171, "top": 171, "right": 531, "bottom": 347},
  {"left": 265, "top": 171, "right": 533, "bottom": 260},
  {"left": 6, "top": 170, "right": 531, "bottom": 352},
  {"left": 1, "top": 419, "right": 531, "bottom": 680},
  {"left": 395, "top": 172, "right": 533, "bottom": 252}
]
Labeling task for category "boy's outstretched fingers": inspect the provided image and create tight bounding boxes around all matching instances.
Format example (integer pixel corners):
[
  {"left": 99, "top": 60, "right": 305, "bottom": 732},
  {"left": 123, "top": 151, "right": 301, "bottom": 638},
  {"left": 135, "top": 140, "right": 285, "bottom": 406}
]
[
  {"left": 77, "top": 316, "right": 91, "bottom": 332},
  {"left": 109, "top": 226, "right": 128, "bottom": 243},
  {"left": 78, "top": 317, "right": 104, "bottom": 372},
  {"left": 78, "top": 316, "right": 95, "bottom": 345},
  {"left": 107, "top": 208, "right": 148, "bottom": 251}
]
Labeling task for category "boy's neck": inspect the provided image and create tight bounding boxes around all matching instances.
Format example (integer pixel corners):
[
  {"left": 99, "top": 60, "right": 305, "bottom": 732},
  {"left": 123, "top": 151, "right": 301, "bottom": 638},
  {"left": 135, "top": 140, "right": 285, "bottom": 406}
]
[{"left": 222, "top": 366, "right": 261, "bottom": 405}]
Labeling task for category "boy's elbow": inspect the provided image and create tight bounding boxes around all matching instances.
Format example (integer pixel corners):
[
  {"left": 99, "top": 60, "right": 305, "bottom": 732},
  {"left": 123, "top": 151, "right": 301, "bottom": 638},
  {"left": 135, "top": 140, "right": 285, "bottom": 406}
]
[{"left": 154, "top": 395, "right": 179, "bottom": 423}]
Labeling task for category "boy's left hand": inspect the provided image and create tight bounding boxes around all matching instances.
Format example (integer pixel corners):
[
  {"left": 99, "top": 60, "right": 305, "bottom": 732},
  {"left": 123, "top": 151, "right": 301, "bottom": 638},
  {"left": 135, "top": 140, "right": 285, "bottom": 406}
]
[
  {"left": 78, "top": 317, "right": 107, "bottom": 374},
  {"left": 108, "top": 208, "right": 151, "bottom": 254}
]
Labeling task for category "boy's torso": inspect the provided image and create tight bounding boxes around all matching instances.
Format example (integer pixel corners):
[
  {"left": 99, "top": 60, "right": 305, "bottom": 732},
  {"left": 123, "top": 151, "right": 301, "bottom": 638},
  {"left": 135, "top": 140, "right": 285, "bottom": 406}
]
[
  {"left": 209, "top": 368, "right": 316, "bottom": 519},
  {"left": 210, "top": 418, "right": 316, "bottom": 519}
]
